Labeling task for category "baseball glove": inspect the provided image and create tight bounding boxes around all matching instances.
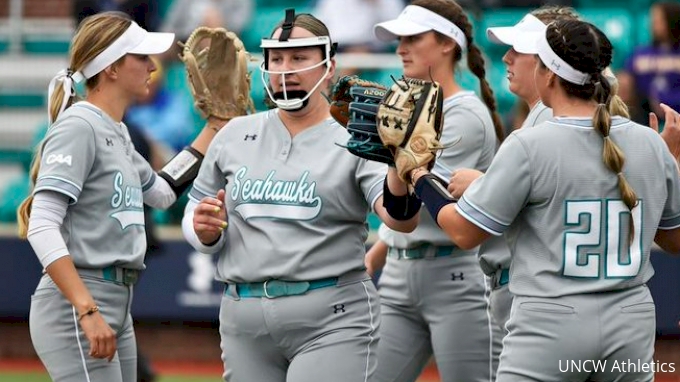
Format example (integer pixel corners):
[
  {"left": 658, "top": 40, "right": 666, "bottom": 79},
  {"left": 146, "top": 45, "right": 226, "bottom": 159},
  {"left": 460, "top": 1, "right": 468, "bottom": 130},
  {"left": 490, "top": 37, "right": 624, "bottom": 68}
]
[
  {"left": 378, "top": 77, "right": 444, "bottom": 183},
  {"left": 329, "top": 75, "right": 394, "bottom": 164},
  {"left": 179, "top": 27, "right": 255, "bottom": 120}
]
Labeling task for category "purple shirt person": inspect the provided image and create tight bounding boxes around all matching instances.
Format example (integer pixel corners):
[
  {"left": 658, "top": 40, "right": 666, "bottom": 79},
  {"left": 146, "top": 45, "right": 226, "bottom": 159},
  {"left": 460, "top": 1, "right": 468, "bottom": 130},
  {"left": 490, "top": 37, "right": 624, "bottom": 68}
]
[{"left": 620, "top": 1, "right": 680, "bottom": 124}]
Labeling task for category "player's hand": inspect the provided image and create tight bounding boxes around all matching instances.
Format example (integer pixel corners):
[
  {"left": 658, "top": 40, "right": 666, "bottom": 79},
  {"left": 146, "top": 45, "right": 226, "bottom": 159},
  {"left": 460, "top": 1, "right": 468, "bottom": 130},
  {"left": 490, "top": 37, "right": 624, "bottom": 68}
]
[
  {"left": 651, "top": 103, "right": 680, "bottom": 159},
  {"left": 79, "top": 311, "right": 117, "bottom": 361},
  {"left": 193, "top": 189, "right": 228, "bottom": 245},
  {"left": 365, "top": 240, "right": 388, "bottom": 277},
  {"left": 448, "top": 169, "right": 483, "bottom": 199}
]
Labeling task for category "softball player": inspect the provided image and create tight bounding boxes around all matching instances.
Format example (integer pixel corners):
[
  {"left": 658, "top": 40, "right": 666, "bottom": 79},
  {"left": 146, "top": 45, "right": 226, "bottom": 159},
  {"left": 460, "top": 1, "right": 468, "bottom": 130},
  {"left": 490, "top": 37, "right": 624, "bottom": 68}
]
[
  {"left": 364, "top": 1, "right": 505, "bottom": 380},
  {"left": 411, "top": 19, "right": 680, "bottom": 382},
  {"left": 182, "top": 9, "right": 420, "bottom": 382},
  {"left": 448, "top": 6, "right": 636, "bottom": 332},
  {"left": 18, "top": 12, "right": 224, "bottom": 382}
]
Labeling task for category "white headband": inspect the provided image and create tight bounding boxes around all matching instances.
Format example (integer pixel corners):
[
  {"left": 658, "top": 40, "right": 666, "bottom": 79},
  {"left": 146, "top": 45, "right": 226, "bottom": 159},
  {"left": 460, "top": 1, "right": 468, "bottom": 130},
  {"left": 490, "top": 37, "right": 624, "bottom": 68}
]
[
  {"left": 78, "top": 22, "right": 147, "bottom": 81},
  {"left": 374, "top": 5, "right": 467, "bottom": 51},
  {"left": 536, "top": 32, "right": 590, "bottom": 85},
  {"left": 46, "top": 21, "right": 174, "bottom": 124}
]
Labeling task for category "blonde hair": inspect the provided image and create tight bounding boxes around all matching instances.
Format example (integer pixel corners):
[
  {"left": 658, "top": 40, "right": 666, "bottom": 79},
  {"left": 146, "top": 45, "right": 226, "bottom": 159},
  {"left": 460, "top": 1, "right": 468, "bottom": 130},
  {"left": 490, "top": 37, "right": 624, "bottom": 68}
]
[
  {"left": 17, "top": 12, "right": 132, "bottom": 239},
  {"left": 532, "top": 4, "right": 581, "bottom": 23},
  {"left": 602, "top": 67, "right": 630, "bottom": 118}
]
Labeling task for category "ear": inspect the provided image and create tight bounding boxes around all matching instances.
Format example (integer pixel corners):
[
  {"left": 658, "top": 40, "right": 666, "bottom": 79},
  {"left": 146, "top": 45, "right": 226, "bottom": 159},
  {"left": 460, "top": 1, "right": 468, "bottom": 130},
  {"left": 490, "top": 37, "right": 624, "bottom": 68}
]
[
  {"left": 326, "top": 58, "right": 337, "bottom": 81},
  {"left": 546, "top": 71, "right": 557, "bottom": 88},
  {"left": 103, "top": 65, "right": 118, "bottom": 80},
  {"left": 441, "top": 38, "right": 456, "bottom": 54}
]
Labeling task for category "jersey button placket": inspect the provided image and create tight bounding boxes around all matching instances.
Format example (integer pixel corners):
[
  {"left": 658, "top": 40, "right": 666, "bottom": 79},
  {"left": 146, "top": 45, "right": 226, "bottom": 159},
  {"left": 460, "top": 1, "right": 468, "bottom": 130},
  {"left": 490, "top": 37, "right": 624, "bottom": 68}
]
[{"left": 279, "top": 140, "right": 291, "bottom": 159}]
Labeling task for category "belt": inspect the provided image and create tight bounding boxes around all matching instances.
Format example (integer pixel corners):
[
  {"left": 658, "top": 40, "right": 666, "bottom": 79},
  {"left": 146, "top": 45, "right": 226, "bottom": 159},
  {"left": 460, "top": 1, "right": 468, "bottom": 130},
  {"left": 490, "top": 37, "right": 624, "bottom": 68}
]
[
  {"left": 77, "top": 266, "right": 140, "bottom": 286},
  {"left": 387, "top": 245, "right": 457, "bottom": 260},
  {"left": 228, "top": 277, "right": 339, "bottom": 298},
  {"left": 493, "top": 268, "right": 510, "bottom": 288},
  {"left": 226, "top": 270, "right": 370, "bottom": 299}
]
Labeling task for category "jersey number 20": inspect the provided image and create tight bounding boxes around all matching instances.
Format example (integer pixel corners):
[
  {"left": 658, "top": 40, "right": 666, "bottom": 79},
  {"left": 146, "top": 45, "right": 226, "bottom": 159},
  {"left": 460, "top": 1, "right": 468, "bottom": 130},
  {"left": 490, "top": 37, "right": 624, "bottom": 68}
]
[{"left": 563, "top": 200, "right": 642, "bottom": 278}]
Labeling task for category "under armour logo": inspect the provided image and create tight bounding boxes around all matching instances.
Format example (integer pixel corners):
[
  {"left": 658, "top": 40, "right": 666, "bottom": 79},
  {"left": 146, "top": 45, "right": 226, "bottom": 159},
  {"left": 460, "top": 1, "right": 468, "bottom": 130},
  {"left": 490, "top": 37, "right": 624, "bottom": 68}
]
[
  {"left": 244, "top": 134, "right": 257, "bottom": 141},
  {"left": 333, "top": 304, "right": 346, "bottom": 314},
  {"left": 106, "top": 138, "right": 114, "bottom": 146},
  {"left": 451, "top": 272, "right": 465, "bottom": 281},
  {"left": 550, "top": 59, "right": 561, "bottom": 70}
]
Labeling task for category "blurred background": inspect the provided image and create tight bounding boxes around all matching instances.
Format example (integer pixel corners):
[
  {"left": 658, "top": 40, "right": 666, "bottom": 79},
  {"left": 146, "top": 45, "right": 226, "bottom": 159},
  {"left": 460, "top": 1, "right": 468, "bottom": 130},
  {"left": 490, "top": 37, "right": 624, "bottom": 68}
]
[{"left": 0, "top": 0, "right": 679, "bottom": 381}]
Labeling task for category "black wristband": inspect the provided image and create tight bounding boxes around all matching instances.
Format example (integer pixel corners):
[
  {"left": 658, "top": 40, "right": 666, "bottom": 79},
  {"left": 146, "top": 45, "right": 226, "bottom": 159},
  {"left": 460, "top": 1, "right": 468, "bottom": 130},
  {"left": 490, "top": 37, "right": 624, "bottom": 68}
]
[
  {"left": 382, "top": 177, "right": 421, "bottom": 220},
  {"left": 158, "top": 146, "right": 205, "bottom": 197},
  {"left": 413, "top": 174, "right": 455, "bottom": 225}
]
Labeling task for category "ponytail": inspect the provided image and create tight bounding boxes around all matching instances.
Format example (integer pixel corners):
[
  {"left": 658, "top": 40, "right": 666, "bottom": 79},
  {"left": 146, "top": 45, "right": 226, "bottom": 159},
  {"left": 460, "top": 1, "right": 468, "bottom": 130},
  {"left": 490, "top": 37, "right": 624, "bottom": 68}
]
[
  {"left": 19, "top": 70, "right": 76, "bottom": 238},
  {"left": 600, "top": 67, "right": 629, "bottom": 118},
  {"left": 48, "top": 76, "right": 77, "bottom": 124},
  {"left": 593, "top": 74, "right": 638, "bottom": 242},
  {"left": 17, "top": 145, "right": 43, "bottom": 239},
  {"left": 466, "top": 43, "right": 505, "bottom": 142}
]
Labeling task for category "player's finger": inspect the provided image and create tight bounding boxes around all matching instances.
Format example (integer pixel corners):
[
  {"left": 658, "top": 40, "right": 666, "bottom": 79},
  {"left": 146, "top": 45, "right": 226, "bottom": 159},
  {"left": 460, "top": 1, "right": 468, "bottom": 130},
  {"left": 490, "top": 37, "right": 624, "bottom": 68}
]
[
  {"left": 216, "top": 189, "right": 227, "bottom": 205},
  {"left": 660, "top": 103, "right": 680, "bottom": 126},
  {"left": 660, "top": 103, "right": 679, "bottom": 125},
  {"left": 194, "top": 218, "right": 227, "bottom": 232},
  {"left": 104, "top": 336, "right": 117, "bottom": 362},
  {"left": 89, "top": 339, "right": 100, "bottom": 358},
  {"left": 649, "top": 112, "right": 659, "bottom": 133},
  {"left": 199, "top": 195, "right": 223, "bottom": 208},
  {"left": 194, "top": 205, "right": 227, "bottom": 225},
  {"left": 447, "top": 170, "right": 463, "bottom": 198},
  {"left": 196, "top": 202, "right": 222, "bottom": 215}
]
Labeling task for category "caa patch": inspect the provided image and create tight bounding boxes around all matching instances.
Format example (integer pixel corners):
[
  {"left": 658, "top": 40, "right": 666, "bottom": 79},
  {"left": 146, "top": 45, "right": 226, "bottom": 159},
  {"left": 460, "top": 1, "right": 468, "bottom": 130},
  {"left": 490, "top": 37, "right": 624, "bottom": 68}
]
[{"left": 45, "top": 154, "right": 73, "bottom": 166}]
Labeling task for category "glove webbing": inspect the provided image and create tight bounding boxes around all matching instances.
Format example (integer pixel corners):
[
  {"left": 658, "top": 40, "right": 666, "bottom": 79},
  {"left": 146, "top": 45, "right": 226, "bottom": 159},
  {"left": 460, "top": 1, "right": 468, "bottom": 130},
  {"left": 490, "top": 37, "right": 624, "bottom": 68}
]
[{"left": 380, "top": 80, "right": 434, "bottom": 149}]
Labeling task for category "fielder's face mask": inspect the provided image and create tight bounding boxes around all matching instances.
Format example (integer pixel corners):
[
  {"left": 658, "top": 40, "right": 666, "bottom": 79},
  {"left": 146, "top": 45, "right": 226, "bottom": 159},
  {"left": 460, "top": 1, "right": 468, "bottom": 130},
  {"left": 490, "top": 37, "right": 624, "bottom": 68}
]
[{"left": 259, "top": 9, "right": 337, "bottom": 111}]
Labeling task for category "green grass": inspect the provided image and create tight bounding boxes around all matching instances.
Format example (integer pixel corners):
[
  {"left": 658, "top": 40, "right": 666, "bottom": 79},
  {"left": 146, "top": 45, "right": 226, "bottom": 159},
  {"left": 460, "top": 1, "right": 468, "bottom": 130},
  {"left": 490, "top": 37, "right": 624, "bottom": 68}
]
[
  {"left": 0, "top": 372, "right": 48, "bottom": 382},
  {"left": 0, "top": 372, "right": 223, "bottom": 382}
]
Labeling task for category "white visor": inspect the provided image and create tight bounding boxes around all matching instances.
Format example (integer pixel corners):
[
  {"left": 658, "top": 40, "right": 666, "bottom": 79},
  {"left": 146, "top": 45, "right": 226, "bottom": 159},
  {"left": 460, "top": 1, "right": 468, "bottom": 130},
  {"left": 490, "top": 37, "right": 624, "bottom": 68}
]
[
  {"left": 536, "top": 31, "right": 591, "bottom": 85},
  {"left": 74, "top": 21, "right": 175, "bottom": 82},
  {"left": 486, "top": 14, "right": 546, "bottom": 54},
  {"left": 374, "top": 5, "right": 467, "bottom": 51},
  {"left": 47, "top": 21, "right": 174, "bottom": 124}
]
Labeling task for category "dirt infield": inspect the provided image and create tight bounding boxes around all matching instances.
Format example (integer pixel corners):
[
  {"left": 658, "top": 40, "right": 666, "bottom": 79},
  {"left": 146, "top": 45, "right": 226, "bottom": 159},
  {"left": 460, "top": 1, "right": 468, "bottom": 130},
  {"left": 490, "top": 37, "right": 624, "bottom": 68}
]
[{"left": 1, "top": 320, "right": 678, "bottom": 381}]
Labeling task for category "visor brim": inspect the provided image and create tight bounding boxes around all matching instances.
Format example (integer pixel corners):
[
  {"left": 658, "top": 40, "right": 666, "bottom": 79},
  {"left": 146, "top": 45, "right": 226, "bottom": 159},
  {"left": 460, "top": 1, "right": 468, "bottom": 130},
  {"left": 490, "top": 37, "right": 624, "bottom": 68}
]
[
  {"left": 373, "top": 19, "right": 431, "bottom": 41},
  {"left": 487, "top": 27, "right": 542, "bottom": 55},
  {"left": 128, "top": 32, "right": 175, "bottom": 55}
]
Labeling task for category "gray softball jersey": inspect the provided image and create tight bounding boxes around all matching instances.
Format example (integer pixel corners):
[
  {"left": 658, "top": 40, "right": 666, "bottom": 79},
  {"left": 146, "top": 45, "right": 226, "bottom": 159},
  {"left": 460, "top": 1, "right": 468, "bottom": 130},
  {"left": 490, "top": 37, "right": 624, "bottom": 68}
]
[
  {"left": 33, "top": 102, "right": 154, "bottom": 270},
  {"left": 381, "top": 91, "right": 498, "bottom": 248},
  {"left": 188, "top": 109, "right": 386, "bottom": 283},
  {"left": 459, "top": 116, "right": 680, "bottom": 297},
  {"left": 478, "top": 101, "right": 552, "bottom": 276}
]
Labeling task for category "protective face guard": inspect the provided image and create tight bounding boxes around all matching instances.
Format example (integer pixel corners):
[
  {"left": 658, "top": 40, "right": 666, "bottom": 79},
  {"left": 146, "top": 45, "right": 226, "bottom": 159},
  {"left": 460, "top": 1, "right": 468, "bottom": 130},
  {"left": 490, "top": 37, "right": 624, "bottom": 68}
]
[{"left": 259, "top": 36, "right": 333, "bottom": 111}]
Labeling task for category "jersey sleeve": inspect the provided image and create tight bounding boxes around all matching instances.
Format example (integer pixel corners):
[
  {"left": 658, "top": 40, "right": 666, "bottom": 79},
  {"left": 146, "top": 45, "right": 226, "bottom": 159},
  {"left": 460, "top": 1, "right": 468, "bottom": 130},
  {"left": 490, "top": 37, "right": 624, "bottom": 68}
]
[
  {"left": 188, "top": 133, "right": 227, "bottom": 202},
  {"left": 34, "top": 117, "right": 96, "bottom": 203},
  {"left": 355, "top": 158, "right": 387, "bottom": 212},
  {"left": 431, "top": 105, "right": 491, "bottom": 180},
  {"left": 658, "top": 145, "right": 680, "bottom": 229},
  {"left": 131, "top": 149, "right": 156, "bottom": 191},
  {"left": 457, "top": 133, "right": 532, "bottom": 235}
]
